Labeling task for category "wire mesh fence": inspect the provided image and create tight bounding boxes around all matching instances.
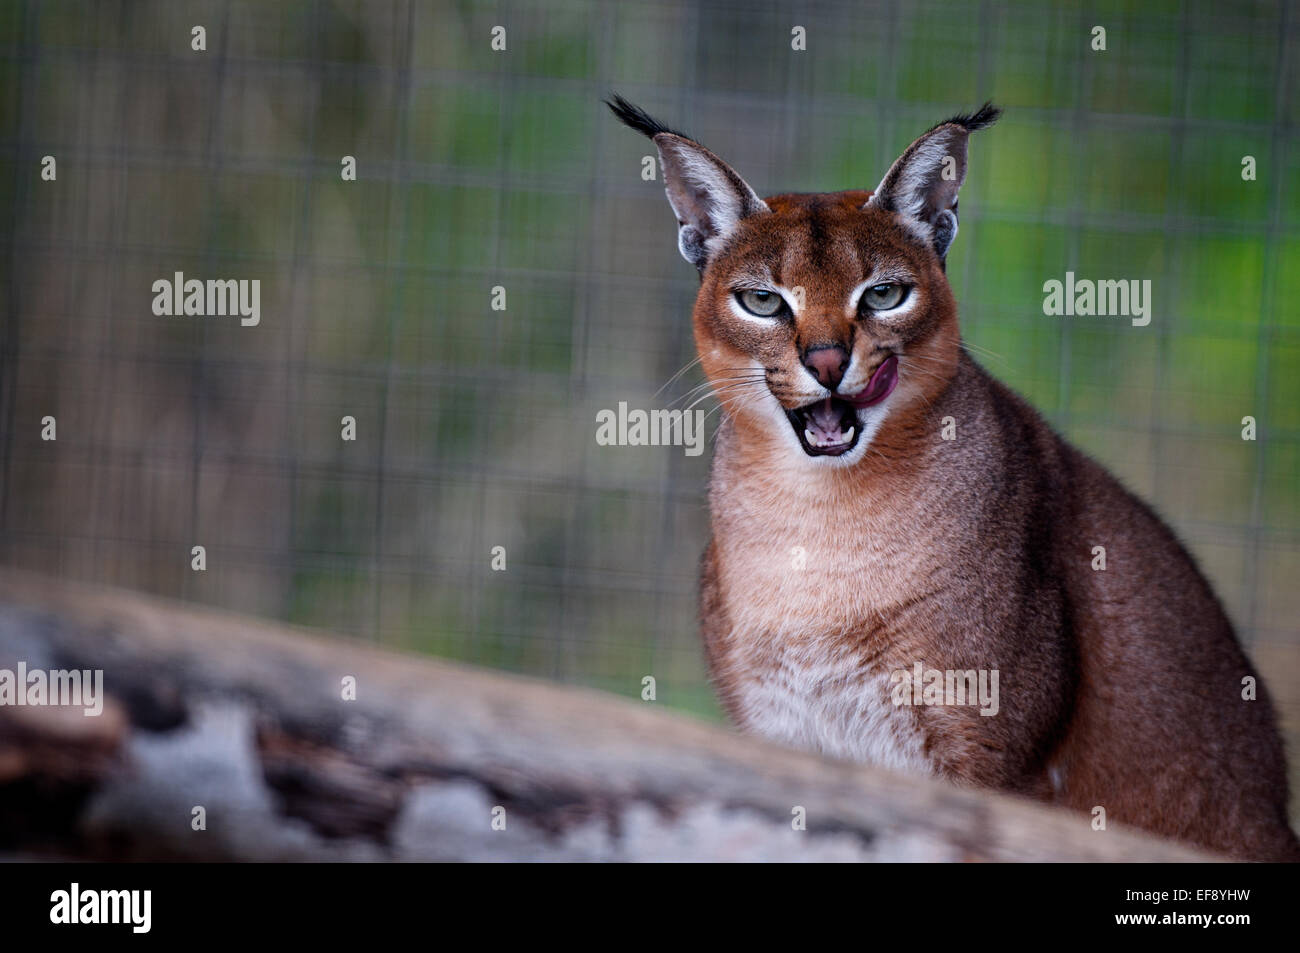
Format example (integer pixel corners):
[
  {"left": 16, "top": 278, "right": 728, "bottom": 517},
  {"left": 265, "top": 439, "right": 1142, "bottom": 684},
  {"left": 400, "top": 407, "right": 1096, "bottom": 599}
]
[{"left": 1, "top": 0, "right": 1297, "bottom": 795}]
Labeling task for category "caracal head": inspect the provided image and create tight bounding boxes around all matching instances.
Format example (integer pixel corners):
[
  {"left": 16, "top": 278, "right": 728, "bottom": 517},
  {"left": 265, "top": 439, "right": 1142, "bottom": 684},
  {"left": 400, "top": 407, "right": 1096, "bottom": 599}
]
[{"left": 608, "top": 96, "right": 1000, "bottom": 467}]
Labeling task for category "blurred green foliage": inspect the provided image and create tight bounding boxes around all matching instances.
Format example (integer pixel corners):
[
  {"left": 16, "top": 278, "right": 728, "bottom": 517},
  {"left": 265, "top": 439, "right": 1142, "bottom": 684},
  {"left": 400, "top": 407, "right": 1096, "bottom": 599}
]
[{"left": 0, "top": 0, "right": 1296, "bottom": 755}]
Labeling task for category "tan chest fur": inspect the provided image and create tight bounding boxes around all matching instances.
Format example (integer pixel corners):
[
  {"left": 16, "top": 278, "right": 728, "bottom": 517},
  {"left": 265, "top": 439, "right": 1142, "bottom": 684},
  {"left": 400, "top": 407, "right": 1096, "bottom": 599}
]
[{"left": 705, "top": 434, "right": 948, "bottom": 773}]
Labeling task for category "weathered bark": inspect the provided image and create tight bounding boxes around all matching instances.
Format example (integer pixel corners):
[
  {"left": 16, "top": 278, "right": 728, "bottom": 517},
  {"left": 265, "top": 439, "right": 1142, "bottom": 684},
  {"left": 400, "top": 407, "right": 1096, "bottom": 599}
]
[{"left": 0, "top": 569, "right": 1215, "bottom": 861}]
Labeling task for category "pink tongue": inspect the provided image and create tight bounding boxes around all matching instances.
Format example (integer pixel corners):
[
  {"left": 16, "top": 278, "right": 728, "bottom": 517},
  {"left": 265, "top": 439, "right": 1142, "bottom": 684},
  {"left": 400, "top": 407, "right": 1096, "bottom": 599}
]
[
  {"left": 808, "top": 398, "right": 842, "bottom": 431},
  {"left": 849, "top": 355, "right": 898, "bottom": 407}
]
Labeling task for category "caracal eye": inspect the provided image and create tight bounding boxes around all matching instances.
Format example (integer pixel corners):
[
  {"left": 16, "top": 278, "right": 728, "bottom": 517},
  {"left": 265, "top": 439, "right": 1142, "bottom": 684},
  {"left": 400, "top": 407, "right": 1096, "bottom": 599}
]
[
  {"left": 736, "top": 289, "right": 785, "bottom": 317},
  {"left": 861, "top": 283, "right": 908, "bottom": 312}
]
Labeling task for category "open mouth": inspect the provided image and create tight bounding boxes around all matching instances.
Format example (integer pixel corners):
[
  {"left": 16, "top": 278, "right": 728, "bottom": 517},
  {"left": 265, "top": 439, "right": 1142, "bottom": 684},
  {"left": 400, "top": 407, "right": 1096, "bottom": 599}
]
[
  {"left": 788, "top": 397, "right": 860, "bottom": 456},
  {"left": 785, "top": 355, "right": 898, "bottom": 457}
]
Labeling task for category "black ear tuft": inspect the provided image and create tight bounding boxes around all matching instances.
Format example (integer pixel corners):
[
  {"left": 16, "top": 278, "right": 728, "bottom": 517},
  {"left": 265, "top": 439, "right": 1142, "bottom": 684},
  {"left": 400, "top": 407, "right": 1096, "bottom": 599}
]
[
  {"left": 605, "top": 93, "right": 691, "bottom": 140},
  {"left": 931, "top": 101, "right": 1002, "bottom": 134},
  {"left": 869, "top": 102, "right": 1001, "bottom": 263}
]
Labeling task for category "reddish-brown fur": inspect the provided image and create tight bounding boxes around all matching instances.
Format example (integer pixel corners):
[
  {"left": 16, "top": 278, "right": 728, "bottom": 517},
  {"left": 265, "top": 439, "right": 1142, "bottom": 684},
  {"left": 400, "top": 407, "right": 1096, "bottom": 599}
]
[{"left": 611, "top": 98, "right": 1299, "bottom": 860}]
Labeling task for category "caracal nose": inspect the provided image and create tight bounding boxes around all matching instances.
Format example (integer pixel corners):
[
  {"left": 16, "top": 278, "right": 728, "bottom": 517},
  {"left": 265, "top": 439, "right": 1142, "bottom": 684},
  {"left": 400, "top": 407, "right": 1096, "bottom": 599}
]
[{"left": 802, "top": 345, "right": 849, "bottom": 390}]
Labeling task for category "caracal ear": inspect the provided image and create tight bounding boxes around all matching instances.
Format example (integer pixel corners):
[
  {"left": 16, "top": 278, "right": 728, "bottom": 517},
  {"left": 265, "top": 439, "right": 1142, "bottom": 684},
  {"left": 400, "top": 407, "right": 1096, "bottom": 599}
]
[
  {"left": 606, "top": 94, "right": 769, "bottom": 271},
  {"left": 867, "top": 102, "right": 1001, "bottom": 262}
]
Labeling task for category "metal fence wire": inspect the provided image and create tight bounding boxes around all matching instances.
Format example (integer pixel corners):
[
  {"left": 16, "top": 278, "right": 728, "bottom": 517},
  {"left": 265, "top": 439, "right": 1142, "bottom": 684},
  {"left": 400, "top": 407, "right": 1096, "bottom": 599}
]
[{"left": 1, "top": 0, "right": 1297, "bottom": 806}]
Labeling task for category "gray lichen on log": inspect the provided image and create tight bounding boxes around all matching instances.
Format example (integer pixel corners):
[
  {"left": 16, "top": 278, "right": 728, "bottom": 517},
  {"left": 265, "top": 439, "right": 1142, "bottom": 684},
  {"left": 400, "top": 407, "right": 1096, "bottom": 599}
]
[{"left": 0, "top": 570, "right": 1217, "bottom": 862}]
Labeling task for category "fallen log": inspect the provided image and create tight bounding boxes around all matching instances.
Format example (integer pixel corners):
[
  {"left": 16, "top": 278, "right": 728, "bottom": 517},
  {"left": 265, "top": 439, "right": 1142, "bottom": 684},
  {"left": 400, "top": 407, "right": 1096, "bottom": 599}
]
[{"left": 0, "top": 569, "right": 1214, "bottom": 861}]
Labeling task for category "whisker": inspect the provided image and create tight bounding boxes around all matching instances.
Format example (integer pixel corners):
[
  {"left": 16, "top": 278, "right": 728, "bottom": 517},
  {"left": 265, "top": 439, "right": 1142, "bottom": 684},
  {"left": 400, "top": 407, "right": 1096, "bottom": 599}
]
[
  {"left": 683, "top": 379, "right": 767, "bottom": 414},
  {"left": 704, "top": 386, "right": 767, "bottom": 424},
  {"left": 895, "top": 360, "right": 945, "bottom": 415},
  {"left": 684, "top": 382, "right": 767, "bottom": 415},
  {"left": 651, "top": 355, "right": 702, "bottom": 401},
  {"left": 710, "top": 389, "right": 771, "bottom": 441},
  {"left": 896, "top": 351, "right": 957, "bottom": 371},
  {"left": 664, "top": 374, "right": 765, "bottom": 408},
  {"left": 896, "top": 356, "right": 952, "bottom": 382},
  {"left": 959, "top": 340, "right": 1012, "bottom": 370}
]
